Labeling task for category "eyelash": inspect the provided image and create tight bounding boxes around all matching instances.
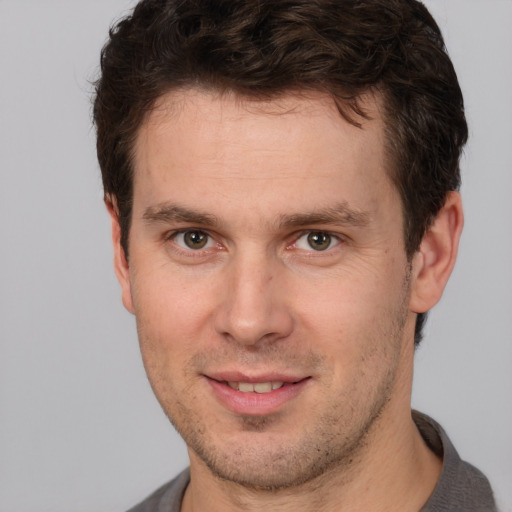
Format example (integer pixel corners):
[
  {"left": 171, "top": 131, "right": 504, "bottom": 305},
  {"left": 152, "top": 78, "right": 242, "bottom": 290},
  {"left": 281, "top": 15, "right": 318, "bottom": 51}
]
[
  {"left": 165, "top": 229, "right": 221, "bottom": 258},
  {"left": 292, "top": 231, "right": 342, "bottom": 252}
]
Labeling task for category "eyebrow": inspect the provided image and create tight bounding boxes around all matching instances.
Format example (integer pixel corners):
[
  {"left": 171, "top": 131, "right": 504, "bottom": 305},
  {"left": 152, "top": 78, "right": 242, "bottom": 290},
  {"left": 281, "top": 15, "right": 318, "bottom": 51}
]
[
  {"left": 142, "top": 201, "right": 371, "bottom": 230},
  {"left": 143, "top": 203, "right": 219, "bottom": 227},
  {"left": 278, "top": 203, "right": 371, "bottom": 229}
]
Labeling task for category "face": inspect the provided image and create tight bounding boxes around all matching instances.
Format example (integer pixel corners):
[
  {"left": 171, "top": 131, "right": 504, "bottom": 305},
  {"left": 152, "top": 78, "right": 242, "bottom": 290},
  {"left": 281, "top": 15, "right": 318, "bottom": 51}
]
[{"left": 117, "top": 89, "right": 419, "bottom": 488}]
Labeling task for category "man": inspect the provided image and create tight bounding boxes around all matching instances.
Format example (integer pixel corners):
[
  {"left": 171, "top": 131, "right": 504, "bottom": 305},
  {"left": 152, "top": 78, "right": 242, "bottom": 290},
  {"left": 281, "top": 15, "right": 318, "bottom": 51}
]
[{"left": 93, "top": 0, "right": 496, "bottom": 510}]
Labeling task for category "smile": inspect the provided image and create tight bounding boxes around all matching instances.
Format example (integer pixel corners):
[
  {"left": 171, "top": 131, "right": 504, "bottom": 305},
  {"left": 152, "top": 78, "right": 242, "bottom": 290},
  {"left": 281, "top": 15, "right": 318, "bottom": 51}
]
[{"left": 206, "top": 375, "right": 311, "bottom": 415}]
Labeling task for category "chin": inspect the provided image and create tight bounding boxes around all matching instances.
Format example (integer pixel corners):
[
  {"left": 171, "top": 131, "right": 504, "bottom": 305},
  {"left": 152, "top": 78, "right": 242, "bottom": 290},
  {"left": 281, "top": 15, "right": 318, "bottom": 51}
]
[{"left": 182, "top": 415, "right": 374, "bottom": 491}]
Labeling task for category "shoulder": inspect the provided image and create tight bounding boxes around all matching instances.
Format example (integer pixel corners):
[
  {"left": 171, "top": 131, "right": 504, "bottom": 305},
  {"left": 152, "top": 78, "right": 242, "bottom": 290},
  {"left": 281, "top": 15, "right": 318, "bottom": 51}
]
[
  {"left": 126, "top": 468, "right": 190, "bottom": 512},
  {"left": 414, "top": 411, "right": 497, "bottom": 512}
]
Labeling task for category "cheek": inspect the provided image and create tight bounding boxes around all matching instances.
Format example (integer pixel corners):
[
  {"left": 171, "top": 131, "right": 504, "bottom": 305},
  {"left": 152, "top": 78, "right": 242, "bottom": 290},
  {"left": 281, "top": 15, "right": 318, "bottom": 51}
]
[
  {"left": 295, "top": 267, "right": 408, "bottom": 362},
  {"left": 296, "top": 271, "right": 387, "bottom": 330},
  {"left": 130, "top": 267, "right": 215, "bottom": 366}
]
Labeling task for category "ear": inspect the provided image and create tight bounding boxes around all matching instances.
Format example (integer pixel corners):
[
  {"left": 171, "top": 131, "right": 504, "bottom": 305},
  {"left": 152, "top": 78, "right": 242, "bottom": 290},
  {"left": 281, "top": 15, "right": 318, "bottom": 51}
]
[
  {"left": 106, "top": 200, "right": 135, "bottom": 314},
  {"left": 409, "top": 191, "right": 464, "bottom": 313}
]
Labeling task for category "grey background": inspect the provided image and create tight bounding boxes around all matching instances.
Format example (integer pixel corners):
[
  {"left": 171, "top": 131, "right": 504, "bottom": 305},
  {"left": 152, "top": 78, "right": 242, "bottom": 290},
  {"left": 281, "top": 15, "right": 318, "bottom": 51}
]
[{"left": 0, "top": 1, "right": 510, "bottom": 511}]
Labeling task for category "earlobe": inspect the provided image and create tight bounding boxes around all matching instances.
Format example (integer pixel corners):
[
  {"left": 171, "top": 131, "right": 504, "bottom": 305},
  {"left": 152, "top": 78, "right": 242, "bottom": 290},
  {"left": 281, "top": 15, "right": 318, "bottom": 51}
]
[
  {"left": 106, "top": 200, "right": 135, "bottom": 314},
  {"left": 410, "top": 191, "right": 464, "bottom": 314}
]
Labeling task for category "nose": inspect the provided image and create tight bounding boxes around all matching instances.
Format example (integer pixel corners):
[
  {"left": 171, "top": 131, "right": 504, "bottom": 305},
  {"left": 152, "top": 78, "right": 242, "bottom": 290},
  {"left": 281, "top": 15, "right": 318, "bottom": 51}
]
[{"left": 213, "top": 251, "right": 294, "bottom": 347}]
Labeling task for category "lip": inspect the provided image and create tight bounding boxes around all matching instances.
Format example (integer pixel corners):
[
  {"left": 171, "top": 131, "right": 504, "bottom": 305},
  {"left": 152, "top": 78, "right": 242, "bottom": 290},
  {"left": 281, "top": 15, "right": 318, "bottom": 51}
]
[{"left": 205, "top": 372, "right": 311, "bottom": 416}]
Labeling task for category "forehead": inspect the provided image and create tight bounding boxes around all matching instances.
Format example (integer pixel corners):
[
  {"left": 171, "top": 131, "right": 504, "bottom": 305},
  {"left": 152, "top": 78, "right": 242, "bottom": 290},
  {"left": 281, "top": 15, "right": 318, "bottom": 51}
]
[
  {"left": 132, "top": 88, "right": 396, "bottom": 225},
  {"left": 138, "top": 87, "right": 386, "bottom": 146}
]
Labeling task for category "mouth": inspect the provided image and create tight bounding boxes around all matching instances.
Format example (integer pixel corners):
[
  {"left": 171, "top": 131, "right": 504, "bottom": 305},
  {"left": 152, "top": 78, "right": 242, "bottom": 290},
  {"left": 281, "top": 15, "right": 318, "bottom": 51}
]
[{"left": 205, "top": 374, "right": 311, "bottom": 415}]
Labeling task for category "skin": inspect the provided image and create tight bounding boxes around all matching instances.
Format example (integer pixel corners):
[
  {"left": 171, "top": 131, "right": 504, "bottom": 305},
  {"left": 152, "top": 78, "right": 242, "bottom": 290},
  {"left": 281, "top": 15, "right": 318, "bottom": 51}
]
[{"left": 109, "top": 89, "right": 463, "bottom": 511}]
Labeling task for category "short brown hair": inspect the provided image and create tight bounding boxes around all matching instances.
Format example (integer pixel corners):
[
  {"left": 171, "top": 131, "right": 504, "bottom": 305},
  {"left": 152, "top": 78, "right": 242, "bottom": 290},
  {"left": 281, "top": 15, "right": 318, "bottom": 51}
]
[{"left": 94, "top": 0, "right": 468, "bottom": 344}]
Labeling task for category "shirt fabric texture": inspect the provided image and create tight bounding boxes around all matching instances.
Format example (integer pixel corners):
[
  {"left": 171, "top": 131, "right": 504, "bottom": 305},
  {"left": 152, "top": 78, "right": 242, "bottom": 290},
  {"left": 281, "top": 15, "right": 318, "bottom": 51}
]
[{"left": 126, "top": 411, "right": 496, "bottom": 512}]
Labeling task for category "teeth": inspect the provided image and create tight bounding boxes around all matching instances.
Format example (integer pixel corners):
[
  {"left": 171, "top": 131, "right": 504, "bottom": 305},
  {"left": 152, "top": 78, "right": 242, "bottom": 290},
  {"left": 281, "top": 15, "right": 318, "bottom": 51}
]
[
  {"left": 254, "top": 382, "right": 272, "bottom": 393},
  {"left": 238, "top": 382, "right": 254, "bottom": 393},
  {"left": 227, "top": 381, "right": 285, "bottom": 393}
]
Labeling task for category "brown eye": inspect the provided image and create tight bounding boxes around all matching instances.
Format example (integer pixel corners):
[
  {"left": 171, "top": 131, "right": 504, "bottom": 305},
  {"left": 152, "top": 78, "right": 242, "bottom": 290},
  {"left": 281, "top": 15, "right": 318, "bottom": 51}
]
[
  {"left": 307, "top": 232, "right": 332, "bottom": 251},
  {"left": 176, "top": 230, "right": 211, "bottom": 250}
]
